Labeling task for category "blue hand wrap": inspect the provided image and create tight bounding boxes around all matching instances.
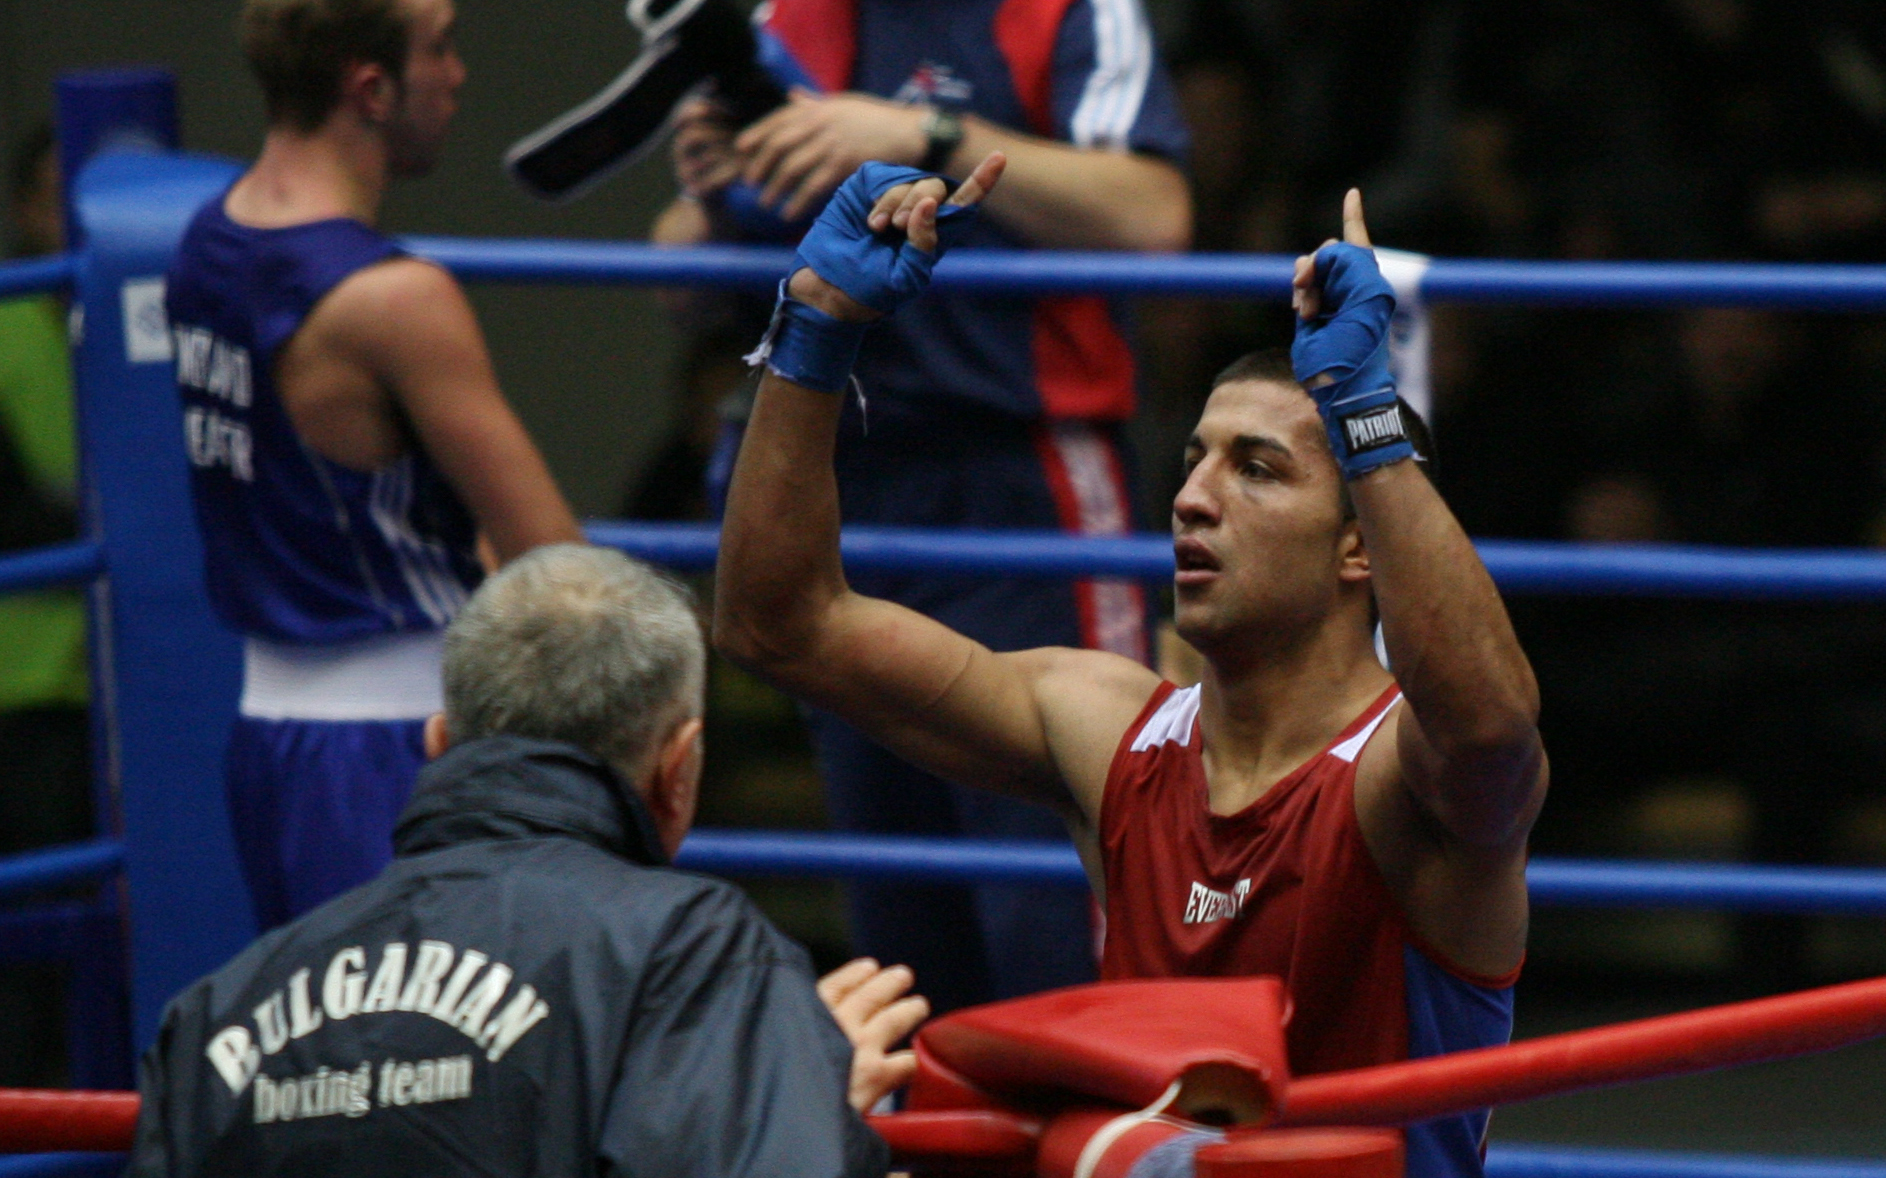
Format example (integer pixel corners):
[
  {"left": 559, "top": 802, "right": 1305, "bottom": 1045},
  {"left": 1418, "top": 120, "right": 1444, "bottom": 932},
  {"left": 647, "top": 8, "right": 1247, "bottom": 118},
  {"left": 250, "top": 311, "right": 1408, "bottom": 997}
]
[
  {"left": 1290, "top": 242, "right": 1413, "bottom": 479},
  {"left": 791, "top": 162, "right": 979, "bottom": 314},
  {"left": 745, "top": 280, "right": 868, "bottom": 394},
  {"left": 747, "top": 162, "right": 980, "bottom": 393}
]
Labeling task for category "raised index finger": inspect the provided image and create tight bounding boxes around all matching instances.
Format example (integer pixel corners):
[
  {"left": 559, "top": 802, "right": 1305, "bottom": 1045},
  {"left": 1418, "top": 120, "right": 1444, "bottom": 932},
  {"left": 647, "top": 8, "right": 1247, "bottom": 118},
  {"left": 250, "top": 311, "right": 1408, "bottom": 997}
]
[
  {"left": 1343, "top": 188, "right": 1372, "bottom": 247},
  {"left": 945, "top": 152, "right": 1007, "bottom": 209}
]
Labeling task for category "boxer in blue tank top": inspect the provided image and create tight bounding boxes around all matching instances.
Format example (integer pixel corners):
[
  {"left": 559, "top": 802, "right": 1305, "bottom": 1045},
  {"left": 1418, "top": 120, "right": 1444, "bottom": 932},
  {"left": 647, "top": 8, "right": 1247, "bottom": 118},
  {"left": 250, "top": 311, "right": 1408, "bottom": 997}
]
[{"left": 170, "top": 0, "right": 583, "bottom": 929}]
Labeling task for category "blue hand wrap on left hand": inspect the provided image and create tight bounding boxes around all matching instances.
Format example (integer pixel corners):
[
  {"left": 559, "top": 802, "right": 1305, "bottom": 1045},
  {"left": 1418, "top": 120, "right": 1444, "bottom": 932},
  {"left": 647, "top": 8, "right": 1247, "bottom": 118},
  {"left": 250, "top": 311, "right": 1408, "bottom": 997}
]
[
  {"left": 747, "top": 162, "right": 979, "bottom": 394},
  {"left": 791, "top": 162, "right": 979, "bottom": 314},
  {"left": 1290, "top": 243, "right": 1412, "bottom": 479}
]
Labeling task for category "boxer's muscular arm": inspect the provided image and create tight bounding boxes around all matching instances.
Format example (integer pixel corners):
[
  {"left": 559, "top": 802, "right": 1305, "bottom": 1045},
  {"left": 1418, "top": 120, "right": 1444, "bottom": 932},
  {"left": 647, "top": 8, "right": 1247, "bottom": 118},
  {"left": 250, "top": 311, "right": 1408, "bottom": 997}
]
[
  {"left": 714, "top": 364, "right": 1155, "bottom": 820},
  {"left": 718, "top": 164, "right": 1156, "bottom": 824},
  {"left": 1356, "top": 460, "right": 1545, "bottom": 853},
  {"left": 1350, "top": 457, "right": 1544, "bottom": 977},
  {"left": 1299, "top": 194, "right": 1543, "bottom": 976},
  {"left": 288, "top": 260, "right": 583, "bottom": 562}
]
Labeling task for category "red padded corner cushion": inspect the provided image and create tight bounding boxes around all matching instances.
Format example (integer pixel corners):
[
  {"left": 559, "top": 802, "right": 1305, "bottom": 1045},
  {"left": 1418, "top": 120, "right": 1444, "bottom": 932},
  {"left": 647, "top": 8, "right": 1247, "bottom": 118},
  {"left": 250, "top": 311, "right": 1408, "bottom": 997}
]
[{"left": 913, "top": 977, "right": 1292, "bottom": 1113}]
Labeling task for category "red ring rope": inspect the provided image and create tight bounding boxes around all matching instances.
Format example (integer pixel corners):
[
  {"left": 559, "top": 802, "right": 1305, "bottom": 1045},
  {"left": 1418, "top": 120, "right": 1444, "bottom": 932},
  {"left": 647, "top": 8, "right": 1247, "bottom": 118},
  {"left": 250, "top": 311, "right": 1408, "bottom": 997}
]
[
  {"left": 8, "top": 975, "right": 1886, "bottom": 1156},
  {"left": 1277, "top": 973, "right": 1886, "bottom": 1128},
  {"left": 0, "top": 1088, "right": 138, "bottom": 1152}
]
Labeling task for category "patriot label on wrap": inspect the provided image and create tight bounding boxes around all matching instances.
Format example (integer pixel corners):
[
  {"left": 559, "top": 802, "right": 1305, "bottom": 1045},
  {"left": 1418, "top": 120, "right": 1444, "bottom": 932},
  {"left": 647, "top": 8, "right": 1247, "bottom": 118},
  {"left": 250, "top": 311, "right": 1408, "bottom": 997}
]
[{"left": 1342, "top": 404, "right": 1407, "bottom": 454}]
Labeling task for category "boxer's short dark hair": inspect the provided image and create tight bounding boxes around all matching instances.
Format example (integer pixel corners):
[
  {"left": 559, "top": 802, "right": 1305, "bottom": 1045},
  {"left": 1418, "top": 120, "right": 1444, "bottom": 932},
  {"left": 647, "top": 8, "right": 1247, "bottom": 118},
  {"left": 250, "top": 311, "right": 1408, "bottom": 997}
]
[
  {"left": 242, "top": 0, "right": 412, "bottom": 132},
  {"left": 1211, "top": 347, "right": 1436, "bottom": 511}
]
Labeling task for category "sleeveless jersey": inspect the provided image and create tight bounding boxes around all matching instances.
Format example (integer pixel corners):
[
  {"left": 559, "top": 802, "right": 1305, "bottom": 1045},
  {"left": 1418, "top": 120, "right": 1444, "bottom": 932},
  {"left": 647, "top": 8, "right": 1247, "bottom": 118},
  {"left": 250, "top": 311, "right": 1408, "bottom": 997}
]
[
  {"left": 167, "top": 198, "right": 481, "bottom": 645},
  {"left": 760, "top": 0, "right": 1189, "bottom": 424},
  {"left": 1099, "top": 682, "right": 1518, "bottom": 1178}
]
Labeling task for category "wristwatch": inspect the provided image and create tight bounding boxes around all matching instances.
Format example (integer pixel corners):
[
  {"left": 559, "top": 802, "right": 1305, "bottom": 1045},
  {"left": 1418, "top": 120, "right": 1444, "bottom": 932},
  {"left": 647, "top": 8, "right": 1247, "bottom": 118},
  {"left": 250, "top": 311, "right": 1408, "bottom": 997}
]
[{"left": 919, "top": 105, "right": 965, "bottom": 174}]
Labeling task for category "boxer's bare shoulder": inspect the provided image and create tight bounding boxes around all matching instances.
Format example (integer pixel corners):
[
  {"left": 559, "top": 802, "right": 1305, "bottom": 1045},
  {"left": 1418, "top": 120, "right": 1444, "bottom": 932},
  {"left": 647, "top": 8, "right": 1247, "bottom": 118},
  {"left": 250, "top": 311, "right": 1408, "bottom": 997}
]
[
  {"left": 275, "top": 257, "right": 466, "bottom": 470},
  {"left": 1005, "top": 645, "right": 1164, "bottom": 817}
]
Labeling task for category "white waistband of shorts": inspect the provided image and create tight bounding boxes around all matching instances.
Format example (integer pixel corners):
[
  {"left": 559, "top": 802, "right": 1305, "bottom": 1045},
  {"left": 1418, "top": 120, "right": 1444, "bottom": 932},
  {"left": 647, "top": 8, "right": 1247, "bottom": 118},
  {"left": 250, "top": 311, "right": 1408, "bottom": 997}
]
[{"left": 240, "top": 631, "right": 445, "bottom": 722}]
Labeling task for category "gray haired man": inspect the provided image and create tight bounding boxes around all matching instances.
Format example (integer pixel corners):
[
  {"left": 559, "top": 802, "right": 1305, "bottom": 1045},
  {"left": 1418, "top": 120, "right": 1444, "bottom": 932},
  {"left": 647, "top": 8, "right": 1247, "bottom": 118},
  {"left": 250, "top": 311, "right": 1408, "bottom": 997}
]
[{"left": 131, "top": 544, "right": 914, "bottom": 1178}]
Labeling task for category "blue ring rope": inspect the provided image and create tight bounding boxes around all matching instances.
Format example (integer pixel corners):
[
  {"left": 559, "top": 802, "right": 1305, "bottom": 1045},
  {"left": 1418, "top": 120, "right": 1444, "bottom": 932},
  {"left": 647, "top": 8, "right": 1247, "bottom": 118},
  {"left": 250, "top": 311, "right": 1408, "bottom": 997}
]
[
  {"left": 584, "top": 522, "right": 1886, "bottom": 601},
  {"left": 0, "top": 253, "right": 75, "bottom": 300},
  {"left": 0, "top": 840, "right": 122, "bottom": 904},
  {"left": 669, "top": 832, "right": 1886, "bottom": 915},
  {"left": 403, "top": 237, "right": 1886, "bottom": 310},
  {"left": 10, "top": 530, "right": 1886, "bottom": 601},
  {"left": 0, "top": 1156, "right": 124, "bottom": 1178},
  {"left": 1485, "top": 1147, "right": 1886, "bottom": 1178},
  {"left": 0, "top": 541, "right": 104, "bottom": 596},
  {"left": 13, "top": 831, "right": 1886, "bottom": 914}
]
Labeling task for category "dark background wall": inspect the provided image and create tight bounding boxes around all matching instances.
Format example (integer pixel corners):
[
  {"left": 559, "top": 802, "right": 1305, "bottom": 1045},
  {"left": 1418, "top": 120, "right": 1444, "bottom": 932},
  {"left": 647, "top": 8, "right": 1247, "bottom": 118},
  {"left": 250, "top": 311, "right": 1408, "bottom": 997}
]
[{"left": 0, "top": 0, "right": 694, "bottom": 516}]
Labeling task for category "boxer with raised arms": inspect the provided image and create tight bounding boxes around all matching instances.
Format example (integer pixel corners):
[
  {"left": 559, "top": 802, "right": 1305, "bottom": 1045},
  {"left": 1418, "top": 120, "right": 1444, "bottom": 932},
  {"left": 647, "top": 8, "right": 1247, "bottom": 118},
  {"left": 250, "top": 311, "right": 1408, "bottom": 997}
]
[
  {"left": 716, "top": 159, "right": 1547, "bottom": 1178},
  {"left": 167, "top": 0, "right": 583, "bottom": 930}
]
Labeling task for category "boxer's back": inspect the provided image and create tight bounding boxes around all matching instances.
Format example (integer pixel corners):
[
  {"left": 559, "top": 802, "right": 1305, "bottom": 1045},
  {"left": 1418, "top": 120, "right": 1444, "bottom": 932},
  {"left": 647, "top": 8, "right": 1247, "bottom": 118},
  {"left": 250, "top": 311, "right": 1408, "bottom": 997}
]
[{"left": 167, "top": 197, "right": 481, "bottom": 644}]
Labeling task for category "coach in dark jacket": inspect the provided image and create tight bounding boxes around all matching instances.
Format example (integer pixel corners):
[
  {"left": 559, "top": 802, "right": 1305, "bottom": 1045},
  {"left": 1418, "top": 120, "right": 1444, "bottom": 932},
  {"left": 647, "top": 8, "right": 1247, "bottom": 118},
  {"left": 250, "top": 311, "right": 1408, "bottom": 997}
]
[{"left": 130, "top": 545, "right": 894, "bottom": 1178}]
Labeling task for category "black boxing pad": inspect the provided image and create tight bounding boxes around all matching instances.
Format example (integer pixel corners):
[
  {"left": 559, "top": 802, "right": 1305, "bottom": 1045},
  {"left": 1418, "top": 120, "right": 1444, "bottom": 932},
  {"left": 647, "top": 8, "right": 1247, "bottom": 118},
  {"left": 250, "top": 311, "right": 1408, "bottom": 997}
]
[{"left": 504, "top": 0, "right": 785, "bottom": 202}]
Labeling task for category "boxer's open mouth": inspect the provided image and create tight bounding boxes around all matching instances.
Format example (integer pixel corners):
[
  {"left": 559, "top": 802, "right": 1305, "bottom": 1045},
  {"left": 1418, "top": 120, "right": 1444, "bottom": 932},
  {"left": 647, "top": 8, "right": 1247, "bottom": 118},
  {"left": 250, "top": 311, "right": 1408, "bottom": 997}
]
[{"left": 1174, "top": 537, "right": 1220, "bottom": 584}]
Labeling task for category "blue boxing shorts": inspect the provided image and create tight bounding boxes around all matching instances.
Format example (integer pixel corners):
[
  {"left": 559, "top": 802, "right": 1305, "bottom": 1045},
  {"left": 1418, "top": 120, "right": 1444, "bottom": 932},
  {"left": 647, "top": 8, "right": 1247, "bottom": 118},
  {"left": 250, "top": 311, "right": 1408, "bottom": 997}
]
[{"left": 227, "top": 631, "right": 442, "bottom": 930}]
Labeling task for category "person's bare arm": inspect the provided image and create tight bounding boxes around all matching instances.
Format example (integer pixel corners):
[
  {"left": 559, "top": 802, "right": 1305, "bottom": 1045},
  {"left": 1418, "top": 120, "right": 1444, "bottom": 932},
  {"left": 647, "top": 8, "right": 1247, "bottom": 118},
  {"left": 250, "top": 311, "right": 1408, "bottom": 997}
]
[
  {"left": 1294, "top": 194, "right": 1542, "bottom": 973},
  {"left": 652, "top": 99, "right": 739, "bottom": 247},
  {"left": 1300, "top": 198, "right": 1544, "bottom": 849},
  {"left": 715, "top": 363, "right": 1150, "bottom": 815},
  {"left": 733, "top": 90, "right": 1191, "bottom": 251},
  {"left": 1355, "top": 461, "right": 1545, "bottom": 851},
  {"left": 713, "top": 160, "right": 1157, "bottom": 817},
  {"left": 327, "top": 260, "right": 583, "bottom": 562},
  {"left": 1351, "top": 451, "right": 1542, "bottom": 977}
]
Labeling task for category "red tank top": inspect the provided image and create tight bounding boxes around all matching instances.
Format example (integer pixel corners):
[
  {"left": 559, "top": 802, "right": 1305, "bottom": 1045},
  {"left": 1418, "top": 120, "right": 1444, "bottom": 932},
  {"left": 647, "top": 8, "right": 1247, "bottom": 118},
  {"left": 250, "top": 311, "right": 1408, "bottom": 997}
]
[{"left": 1100, "top": 681, "right": 1419, "bottom": 1076}]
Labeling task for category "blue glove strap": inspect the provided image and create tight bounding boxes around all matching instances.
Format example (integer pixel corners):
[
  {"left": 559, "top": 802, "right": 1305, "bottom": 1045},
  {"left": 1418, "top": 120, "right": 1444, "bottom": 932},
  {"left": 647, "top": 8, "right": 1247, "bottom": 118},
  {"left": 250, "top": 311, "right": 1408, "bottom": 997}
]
[
  {"left": 747, "top": 280, "right": 868, "bottom": 394},
  {"left": 791, "top": 162, "right": 978, "bottom": 314},
  {"left": 1322, "top": 377, "right": 1414, "bottom": 479}
]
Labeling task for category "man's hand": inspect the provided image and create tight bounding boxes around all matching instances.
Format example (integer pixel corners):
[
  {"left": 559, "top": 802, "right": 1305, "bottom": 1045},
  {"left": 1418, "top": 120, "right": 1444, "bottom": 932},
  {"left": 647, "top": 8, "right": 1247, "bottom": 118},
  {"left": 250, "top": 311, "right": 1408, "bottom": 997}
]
[
  {"left": 1289, "top": 188, "right": 1394, "bottom": 391},
  {"left": 736, "top": 89, "right": 930, "bottom": 220},
  {"left": 1286, "top": 189, "right": 1412, "bottom": 482},
  {"left": 1290, "top": 187, "right": 1375, "bottom": 335},
  {"left": 786, "top": 152, "right": 1006, "bottom": 322},
  {"left": 818, "top": 958, "right": 930, "bottom": 1113},
  {"left": 671, "top": 97, "right": 742, "bottom": 198}
]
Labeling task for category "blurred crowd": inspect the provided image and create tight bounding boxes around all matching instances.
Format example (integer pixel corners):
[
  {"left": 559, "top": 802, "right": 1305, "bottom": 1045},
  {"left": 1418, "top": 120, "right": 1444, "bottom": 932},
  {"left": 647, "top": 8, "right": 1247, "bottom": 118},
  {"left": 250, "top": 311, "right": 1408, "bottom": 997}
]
[{"left": 1145, "top": 0, "right": 1886, "bottom": 526}]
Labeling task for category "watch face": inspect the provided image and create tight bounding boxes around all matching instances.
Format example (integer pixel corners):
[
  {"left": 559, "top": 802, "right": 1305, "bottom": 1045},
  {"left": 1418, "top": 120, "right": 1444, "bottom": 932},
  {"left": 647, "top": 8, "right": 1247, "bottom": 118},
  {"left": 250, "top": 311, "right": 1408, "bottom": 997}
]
[{"left": 920, "top": 107, "right": 964, "bottom": 172}]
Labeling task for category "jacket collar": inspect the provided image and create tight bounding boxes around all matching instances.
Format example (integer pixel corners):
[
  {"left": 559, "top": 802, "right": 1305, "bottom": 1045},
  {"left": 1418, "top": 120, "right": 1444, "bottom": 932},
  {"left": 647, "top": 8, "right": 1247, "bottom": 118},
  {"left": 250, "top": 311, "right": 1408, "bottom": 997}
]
[{"left": 393, "top": 735, "right": 668, "bottom": 867}]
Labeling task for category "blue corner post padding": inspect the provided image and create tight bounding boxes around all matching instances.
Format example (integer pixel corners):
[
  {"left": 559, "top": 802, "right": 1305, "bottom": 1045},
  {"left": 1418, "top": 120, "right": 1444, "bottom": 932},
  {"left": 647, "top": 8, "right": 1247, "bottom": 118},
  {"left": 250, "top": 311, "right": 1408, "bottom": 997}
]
[{"left": 72, "top": 148, "right": 254, "bottom": 1049}]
